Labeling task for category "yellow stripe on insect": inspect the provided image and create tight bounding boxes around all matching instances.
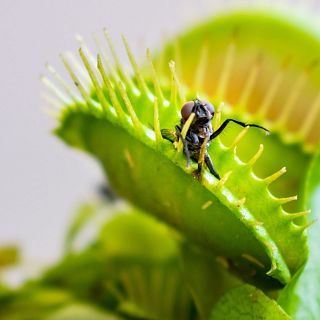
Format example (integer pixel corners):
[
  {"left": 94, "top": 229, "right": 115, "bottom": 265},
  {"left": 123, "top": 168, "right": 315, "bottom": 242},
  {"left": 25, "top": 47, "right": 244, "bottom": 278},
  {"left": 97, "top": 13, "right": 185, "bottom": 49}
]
[{"left": 177, "top": 113, "right": 195, "bottom": 153}]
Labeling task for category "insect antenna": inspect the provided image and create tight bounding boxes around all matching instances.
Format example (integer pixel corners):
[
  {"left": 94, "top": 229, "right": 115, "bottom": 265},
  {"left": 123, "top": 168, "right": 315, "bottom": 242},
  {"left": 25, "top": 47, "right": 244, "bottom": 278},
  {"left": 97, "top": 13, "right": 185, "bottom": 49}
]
[{"left": 245, "top": 123, "right": 270, "bottom": 134}]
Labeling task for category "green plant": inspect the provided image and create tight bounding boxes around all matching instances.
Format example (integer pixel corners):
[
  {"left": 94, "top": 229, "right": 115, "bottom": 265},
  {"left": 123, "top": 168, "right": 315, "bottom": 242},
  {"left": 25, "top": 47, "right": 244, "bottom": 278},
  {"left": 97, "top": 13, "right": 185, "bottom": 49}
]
[{"left": 2, "top": 8, "right": 320, "bottom": 320}]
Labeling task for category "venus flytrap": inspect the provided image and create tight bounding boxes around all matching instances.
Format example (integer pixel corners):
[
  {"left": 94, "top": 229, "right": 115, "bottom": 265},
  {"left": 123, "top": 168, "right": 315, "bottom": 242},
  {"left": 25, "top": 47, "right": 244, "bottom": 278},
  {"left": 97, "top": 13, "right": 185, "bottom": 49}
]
[
  {"left": 40, "top": 202, "right": 198, "bottom": 320},
  {"left": 155, "top": 12, "right": 320, "bottom": 214},
  {"left": 5, "top": 6, "right": 320, "bottom": 320},
  {"left": 41, "top": 28, "right": 311, "bottom": 290},
  {"left": 278, "top": 147, "right": 320, "bottom": 318},
  {"left": 158, "top": 12, "right": 320, "bottom": 149}
]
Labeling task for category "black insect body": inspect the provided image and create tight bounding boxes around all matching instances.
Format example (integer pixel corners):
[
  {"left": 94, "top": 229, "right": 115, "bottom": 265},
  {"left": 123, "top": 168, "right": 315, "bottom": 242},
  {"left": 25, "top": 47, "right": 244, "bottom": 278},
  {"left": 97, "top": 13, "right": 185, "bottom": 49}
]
[{"left": 161, "top": 99, "right": 269, "bottom": 180}]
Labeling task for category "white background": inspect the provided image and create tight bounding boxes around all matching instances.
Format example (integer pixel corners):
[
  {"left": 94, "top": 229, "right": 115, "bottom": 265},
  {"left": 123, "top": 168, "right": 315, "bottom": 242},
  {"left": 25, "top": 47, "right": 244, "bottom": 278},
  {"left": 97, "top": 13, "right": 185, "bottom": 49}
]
[{"left": 0, "top": 0, "right": 214, "bottom": 265}]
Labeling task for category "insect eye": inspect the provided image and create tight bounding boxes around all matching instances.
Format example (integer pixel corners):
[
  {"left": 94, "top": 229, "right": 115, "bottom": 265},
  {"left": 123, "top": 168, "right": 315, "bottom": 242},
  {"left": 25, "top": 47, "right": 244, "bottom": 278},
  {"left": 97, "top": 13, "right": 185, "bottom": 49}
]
[
  {"left": 201, "top": 100, "right": 215, "bottom": 115},
  {"left": 181, "top": 101, "right": 195, "bottom": 120}
]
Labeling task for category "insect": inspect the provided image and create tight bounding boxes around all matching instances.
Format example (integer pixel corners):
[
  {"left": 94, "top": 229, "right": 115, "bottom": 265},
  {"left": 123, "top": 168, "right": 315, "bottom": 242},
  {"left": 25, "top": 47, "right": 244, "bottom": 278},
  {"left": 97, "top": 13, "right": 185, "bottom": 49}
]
[{"left": 161, "top": 99, "right": 269, "bottom": 180}]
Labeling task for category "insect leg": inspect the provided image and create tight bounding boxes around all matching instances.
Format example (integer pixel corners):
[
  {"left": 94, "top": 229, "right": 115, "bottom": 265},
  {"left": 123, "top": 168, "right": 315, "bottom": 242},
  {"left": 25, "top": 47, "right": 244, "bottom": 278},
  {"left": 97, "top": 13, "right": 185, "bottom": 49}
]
[
  {"left": 161, "top": 128, "right": 176, "bottom": 143},
  {"left": 205, "top": 153, "right": 221, "bottom": 180},
  {"left": 197, "top": 137, "right": 208, "bottom": 175},
  {"left": 210, "top": 119, "right": 269, "bottom": 141},
  {"left": 175, "top": 125, "right": 191, "bottom": 167}
]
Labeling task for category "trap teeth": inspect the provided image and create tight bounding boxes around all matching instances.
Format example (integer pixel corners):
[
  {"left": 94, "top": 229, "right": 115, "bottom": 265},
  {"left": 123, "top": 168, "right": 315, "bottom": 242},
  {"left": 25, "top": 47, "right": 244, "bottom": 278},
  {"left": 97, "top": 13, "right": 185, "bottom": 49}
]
[
  {"left": 60, "top": 54, "right": 92, "bottom": 106},
  {"left": 97, "top": 56, "right": 126, "bottom": 121},
  {"left": 103, "top": 29, "right": 134, "bottom": 89},
  {"left": 216, "top": 39, "right": 235, "bottom": 100},
  {"left": 248, "top": 144, "right": 264, "bottom": 166},
  {"left": 40, "top": 75, "right": 71, "bottom": 105},
  {"left": 153, "top": 97, "right": 162, "bottom": 143},
  {"left": 238, "top": 53, "right": 262, "bottom": 113},
  {"left": 79, "top": 48, "right": 110, "bottom": 114},
  {"left": 264, "top": 167, "right": 287, "bottom": 184},
  {"left": 298, "top": 92, "right": 320, "bottom": 139},
  {"left": 146, "top": 48, "right": 165, "bottom": 102},
  {"left": 283, "top": 210, "right": 311, "bottom": 221},
  {"left": 118, "top": 81, "right": 142, "bottom": 130},
  {"left": 122, "top": 35, "right": 149, "bottom": 96},
  {"left": 214, "top": 170, "right": 232, "bottom": 189},
  {"left": 169, "top": 60, "right": 185, "bottom": 107},
  {"left": 276, "top": 195, "right": 298, "bottom": 205},
  {"left": 230, "top": 126, "right": 250, "bottom": 150},
  {"left": 45, "top": 63, "right": 79, "bottom": 102},
  {"left": 241, "top": 253, "right": 265, "bottom": 269},
  {"left": 193, "top": 41, "right": 208, "bottom": 89},
  {"left": 292, "top": 219, "right": 316, "bottom": 234}
]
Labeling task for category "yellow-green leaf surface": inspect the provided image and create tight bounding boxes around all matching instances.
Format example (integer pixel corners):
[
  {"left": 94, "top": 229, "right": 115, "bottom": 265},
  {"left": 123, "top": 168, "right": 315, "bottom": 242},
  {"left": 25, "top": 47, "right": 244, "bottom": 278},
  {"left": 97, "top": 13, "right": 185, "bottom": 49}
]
[
  {"left": 210, "top": 284, "right": 290, "bottom": 320},
  {"left": 0, "top": 287, "right": 74, "bottom": 320},
  {"left": 42, "top": 207, "right": 195, "bottom": 320},
  {"left": 278, "top": 147, "right": 320, "bottom": 318},
  {"left": 0, "top": 286, "right": 122, "bottom": 320},
  {"left": 46, "top": 304, "right": 122, "bottom": 320},
  {"left": 44, "top": 14, "right": 311, "bottom": 287},
  {"left": 180, "top": 242, "right": 242, "bottom": 319}
]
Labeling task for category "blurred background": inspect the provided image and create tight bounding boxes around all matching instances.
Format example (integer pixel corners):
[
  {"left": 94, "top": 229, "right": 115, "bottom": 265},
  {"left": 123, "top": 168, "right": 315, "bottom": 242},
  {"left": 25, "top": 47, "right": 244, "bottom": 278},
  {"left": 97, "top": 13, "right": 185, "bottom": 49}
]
[
  {"left": 0, "top": 0, "right": 318, "bottom": 276},
  {"left": 0, "top": 0, "right": 215, "bottom": 268}
]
